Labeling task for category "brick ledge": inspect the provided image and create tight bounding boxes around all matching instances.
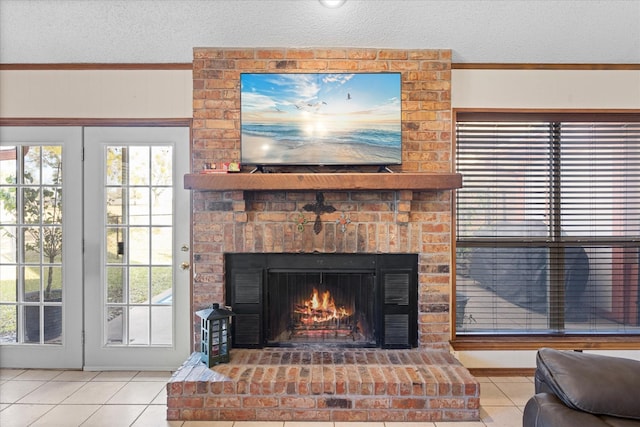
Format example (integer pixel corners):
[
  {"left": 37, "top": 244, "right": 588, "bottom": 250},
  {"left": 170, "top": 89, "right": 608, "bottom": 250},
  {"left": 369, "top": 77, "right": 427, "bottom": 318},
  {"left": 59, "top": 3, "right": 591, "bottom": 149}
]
[{"left": 167, "top": 349, "right": 480, "bottom": 422}]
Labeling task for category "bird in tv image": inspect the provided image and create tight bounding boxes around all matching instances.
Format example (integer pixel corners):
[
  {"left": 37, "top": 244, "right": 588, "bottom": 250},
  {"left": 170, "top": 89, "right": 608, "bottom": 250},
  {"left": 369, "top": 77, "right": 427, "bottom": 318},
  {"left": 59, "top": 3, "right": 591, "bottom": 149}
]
[{"left": 240, "top": 72, "right": 402, "bottom": 167}]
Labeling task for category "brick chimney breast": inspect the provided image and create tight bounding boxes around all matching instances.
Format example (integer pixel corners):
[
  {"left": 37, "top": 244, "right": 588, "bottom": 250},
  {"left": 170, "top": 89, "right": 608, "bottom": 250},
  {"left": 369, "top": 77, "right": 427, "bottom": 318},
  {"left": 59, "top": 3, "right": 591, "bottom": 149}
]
[{"left": 191, "top": 48, "right": 453, "bottom": 350}]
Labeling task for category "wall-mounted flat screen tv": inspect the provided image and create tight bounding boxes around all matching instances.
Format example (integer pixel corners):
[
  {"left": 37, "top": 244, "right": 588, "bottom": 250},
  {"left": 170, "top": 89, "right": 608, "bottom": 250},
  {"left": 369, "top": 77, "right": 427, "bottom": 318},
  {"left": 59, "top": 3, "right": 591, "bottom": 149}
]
[{"left": 240, "top": 72, "right": 402, "bottom": 166}]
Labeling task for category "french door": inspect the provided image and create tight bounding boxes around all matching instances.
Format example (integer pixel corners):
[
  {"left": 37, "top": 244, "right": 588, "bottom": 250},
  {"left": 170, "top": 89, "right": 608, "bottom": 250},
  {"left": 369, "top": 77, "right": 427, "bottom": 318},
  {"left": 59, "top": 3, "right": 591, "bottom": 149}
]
[
  {"left": 0, "top": 127, "right": 83, "bottom": 369},
  {"left": 83, "top": 127, "right": 190, "bottom": 370},
  {"left": 0, "top": 126, "right": 190, "bottom": 370}
]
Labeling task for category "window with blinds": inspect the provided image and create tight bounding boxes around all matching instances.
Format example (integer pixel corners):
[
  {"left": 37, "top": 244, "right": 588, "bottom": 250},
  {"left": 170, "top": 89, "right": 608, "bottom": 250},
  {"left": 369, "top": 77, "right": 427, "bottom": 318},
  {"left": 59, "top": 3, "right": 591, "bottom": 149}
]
[{"left": 455, "top": 114, "right": 640, "bottom": 336}]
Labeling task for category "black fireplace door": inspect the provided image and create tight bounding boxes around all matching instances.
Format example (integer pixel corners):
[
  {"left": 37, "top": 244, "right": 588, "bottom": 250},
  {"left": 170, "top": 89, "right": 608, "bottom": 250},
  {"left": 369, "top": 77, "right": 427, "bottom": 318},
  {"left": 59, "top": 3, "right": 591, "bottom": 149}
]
[{"left": 225, "top": 253, "right": 417, "bottom": 349}]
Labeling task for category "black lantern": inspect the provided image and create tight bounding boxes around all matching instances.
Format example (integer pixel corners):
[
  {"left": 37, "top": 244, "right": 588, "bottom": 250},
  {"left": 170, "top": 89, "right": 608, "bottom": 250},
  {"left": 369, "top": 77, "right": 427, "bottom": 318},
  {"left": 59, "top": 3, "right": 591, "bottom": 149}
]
[{"left": 195, "top": 303, "right": 235, "bottom": 367}]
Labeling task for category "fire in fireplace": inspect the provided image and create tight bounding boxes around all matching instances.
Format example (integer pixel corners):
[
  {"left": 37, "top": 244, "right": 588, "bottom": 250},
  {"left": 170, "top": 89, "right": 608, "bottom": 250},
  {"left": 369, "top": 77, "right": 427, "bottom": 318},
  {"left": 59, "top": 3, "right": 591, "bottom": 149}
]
[
  {"left": 296, "top": 288, "right": 347, "bottom": 324},
  {"left": 267, "top": 270, "right": 376, "bottom": 346},
  {"left": 225, "top": 253, "right": 418, "bottom": 349}
]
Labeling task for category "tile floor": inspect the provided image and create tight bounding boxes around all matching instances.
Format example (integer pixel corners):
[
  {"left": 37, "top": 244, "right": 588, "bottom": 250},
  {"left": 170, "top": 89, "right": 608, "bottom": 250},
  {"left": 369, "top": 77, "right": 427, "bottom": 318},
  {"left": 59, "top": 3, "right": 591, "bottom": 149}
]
[{"left": 0, "top": 368, "right": 533, "bottom": 427}]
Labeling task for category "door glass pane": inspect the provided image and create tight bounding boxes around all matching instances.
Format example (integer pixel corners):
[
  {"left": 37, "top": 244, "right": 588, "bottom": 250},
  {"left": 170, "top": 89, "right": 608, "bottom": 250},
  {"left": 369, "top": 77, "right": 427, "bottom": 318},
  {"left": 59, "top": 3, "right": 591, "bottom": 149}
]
[
  {"left": 151, "top": 266, "right": 172, "bottom": 300},
  {"left": 0, "top": 189, "right": 16, "bottom": 222},
  {"left": 0, "top": 305, "right": 17, "bottom": 343},
  {"left": 0, "top": 266, "right": 17, "bottom": 301},
  {"left": 106, "top": 228, "right": 126, "bottom": 263},
  {"left": 104, "top": 145, "right": 174, "bottom": 347},
  {"left": 106, "top": 147, "right": 124, "bottom": 186},
  {"left": 151, "top": 306, "right": 172, "bottom": 345},
  {"left": 129, "top": 227, "right": 150, "bottom": 265},
  {"left": 129, "top": 147, "right": 150, "bottom": 185},
  {"left": 22, "top": 188, "right": 41, "bottom": 223},
  {"left": 0, "top": 147, "right": 17, "bottom": 182},
  {"left": 130, "top": 188, "right": 149, "bottom": 225},
  {"left": 0, "top": 145, "right": 63, "bottom": 344},
  {"left": 129, "top": 267, "right": 149, "bottom": 304},
  {"left": 23, "top": 147, "right": 41, "bottom": 184},
  {"left": 129, "top": 306, "right": 150, "bottom": 345},
  {"left": 151, "top": 227, "right": 172, "bottom": 265},
  {"left": 152, "top": 188, "right": 172, "bottom": 225},
  {"left": 106, "top": 266, "right": 125, "bottom": 303},
  {"left": 0, "top": 227, "right": 17, "bottom": 262},
  {"left": 107, "top": 306, "right": 124, "bottom": 344}
]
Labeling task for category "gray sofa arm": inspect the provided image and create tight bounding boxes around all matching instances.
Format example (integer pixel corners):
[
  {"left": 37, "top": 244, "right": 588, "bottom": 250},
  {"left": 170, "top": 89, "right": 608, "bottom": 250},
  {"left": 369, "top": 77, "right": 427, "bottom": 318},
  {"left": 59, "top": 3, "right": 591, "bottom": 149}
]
[
  {"left": 524, "top": 393, "right": 619, "bottom": 427},
  {"left": 535, "top": 348, "right": 640, "bottom": 420}
]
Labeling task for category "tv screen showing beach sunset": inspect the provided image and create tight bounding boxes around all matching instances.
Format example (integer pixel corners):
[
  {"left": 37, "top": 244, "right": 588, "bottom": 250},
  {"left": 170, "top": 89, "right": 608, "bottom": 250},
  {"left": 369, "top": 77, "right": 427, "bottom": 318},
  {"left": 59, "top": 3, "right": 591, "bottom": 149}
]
[{"left": 240, "top": 73, "right": 402, "bottom": 166}]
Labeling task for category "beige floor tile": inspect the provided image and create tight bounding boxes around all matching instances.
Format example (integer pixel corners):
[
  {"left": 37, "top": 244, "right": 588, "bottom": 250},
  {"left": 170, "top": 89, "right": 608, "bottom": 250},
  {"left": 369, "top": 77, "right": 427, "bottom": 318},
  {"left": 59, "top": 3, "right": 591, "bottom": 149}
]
[
  {"left": 0, "top": 369, "right": 25, "bottom": 380},
  {"left": 0, "top": 373, "right": 534, "bottom": 426},
  {"left": 132, "top": 371, "right": 173, "bottom": 381},
  {"left": 0, "top": 380, "right": 46, "bottom": 403},
  {"left": 479, "top": 382, "right": 512, "bottom": 406},
  {"left": 182, "top": 422, "right": 233, "bottom": 427},
  {"left": 481, "top": 405, "right": 525, "bottom": 427},
  {"left": 91, "top": 370, "right": 138, "bottom": 381},
  {"left": 494, "top": 381, "right": 535, "bottom": 406},
  {"left": 30, "top": 403, "right": 100, "bottom": 426},
  {"left": 80, "top": 404, "right": 147, "bottom": 427},
  {"left": 17, "top": 380, "right": 84, "bottom": 404},
  {"left": 152, "top": 386, "right": 168, "bottom": 405},
  {"left": 232, "top": 423, "right": 284, "bottom": 427},
  {"left": 14, "top": 369, "right": 63, "bottom": 381},
  {"left": 52, "top": 370, "right": 100, "bottom": 382},
  {"left": 0, "top": 403, "right": 55, "bottom": 427},
  {"left": 131, "top": 404, "right": 183, "bottom": 426},
  {"left": 489, "top": 376, "right": 532, "bottom": 383},
  {"left": 107, "top": 381, "right": 166, "bottom": 404},
  {"left": 62, "top": 381, "right": 127, "bottom": 404},
  {"left": 335, "top": 423, "right": 385, "bottom": 427},
  {"left": 387, "top": 423, "right": 436, "bottom": 427},
  {"left": 435, "top": 421, "right": 484, "bottom": 426},
  {"left": 283, "top": 423, "right": 334, "bottom": 427}
]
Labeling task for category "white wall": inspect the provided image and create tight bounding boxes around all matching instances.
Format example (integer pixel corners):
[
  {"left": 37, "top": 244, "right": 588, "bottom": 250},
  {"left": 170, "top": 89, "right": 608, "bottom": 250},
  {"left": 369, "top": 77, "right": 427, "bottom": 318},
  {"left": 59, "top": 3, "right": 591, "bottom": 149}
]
[
  {"left": 0, "top": 70, "right": 192, "bottom": 118},
  {"left": 3, "top": 68, "right": 638, "bottom": 119},
  {"left": 453, "top": 69, "right": 640, "bottom": 109},
  {"left": 1, "top": 67, "right": 639, "bottom": 368}
]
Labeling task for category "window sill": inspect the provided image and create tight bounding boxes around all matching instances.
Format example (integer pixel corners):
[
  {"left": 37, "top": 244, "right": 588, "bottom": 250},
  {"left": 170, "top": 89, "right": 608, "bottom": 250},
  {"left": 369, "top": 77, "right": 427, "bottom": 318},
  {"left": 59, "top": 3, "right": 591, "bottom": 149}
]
[{"left": 451, "top": 335, "right": 640, "bottom": 351}]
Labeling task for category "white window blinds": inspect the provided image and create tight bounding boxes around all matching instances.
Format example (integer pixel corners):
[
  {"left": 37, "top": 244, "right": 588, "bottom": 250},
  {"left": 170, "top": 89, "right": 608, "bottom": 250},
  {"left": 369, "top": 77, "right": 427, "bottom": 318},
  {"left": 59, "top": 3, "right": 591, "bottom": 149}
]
[{"left": 455, "top": 115, "right": 640, "bottom": 335}]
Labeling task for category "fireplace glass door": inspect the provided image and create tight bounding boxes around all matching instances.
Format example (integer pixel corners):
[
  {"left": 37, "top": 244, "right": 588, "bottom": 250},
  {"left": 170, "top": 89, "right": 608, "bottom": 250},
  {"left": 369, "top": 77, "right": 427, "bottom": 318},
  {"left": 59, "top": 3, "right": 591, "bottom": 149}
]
[
  {"left": 225, "top": 253, "right": 418, "bottom": 349},
  {"left": 267, "top": 271, "right": 376, "bottom": 346}
]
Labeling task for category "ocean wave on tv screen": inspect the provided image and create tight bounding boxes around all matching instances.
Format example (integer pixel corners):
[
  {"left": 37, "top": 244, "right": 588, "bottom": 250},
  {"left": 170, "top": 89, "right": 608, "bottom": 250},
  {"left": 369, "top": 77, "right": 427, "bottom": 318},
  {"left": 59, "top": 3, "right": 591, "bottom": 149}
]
[{"left": 242, "top": 123, "right": 400, "bottom": 148}]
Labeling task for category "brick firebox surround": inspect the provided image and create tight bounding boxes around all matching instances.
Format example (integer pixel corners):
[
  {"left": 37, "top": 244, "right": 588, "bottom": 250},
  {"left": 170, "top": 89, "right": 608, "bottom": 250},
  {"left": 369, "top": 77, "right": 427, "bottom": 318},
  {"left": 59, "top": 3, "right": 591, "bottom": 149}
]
[{"left": 167, "top": 47, "right": 480, "bottom": 422}]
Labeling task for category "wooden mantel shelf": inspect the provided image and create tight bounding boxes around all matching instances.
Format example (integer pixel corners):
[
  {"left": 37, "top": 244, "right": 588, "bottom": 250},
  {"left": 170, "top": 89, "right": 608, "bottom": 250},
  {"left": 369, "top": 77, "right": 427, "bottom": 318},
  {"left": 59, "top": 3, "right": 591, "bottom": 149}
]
[{"left": 184, "top": 172, "right": 462, "bottom": 191}]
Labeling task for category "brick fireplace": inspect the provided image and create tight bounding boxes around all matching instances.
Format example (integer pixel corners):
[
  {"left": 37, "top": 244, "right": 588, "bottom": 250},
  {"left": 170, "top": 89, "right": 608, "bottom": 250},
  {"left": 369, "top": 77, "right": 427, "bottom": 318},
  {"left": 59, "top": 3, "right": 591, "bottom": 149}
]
[{"left": 167, "top": 47, "right": 479, "bottom": 422}]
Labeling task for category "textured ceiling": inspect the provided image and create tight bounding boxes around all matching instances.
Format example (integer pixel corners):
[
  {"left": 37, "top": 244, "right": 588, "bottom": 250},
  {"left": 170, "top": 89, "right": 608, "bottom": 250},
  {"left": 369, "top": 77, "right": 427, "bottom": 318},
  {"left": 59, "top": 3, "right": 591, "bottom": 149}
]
[{"left": 1, "top": 0, "right": 638, "bottom": 64}]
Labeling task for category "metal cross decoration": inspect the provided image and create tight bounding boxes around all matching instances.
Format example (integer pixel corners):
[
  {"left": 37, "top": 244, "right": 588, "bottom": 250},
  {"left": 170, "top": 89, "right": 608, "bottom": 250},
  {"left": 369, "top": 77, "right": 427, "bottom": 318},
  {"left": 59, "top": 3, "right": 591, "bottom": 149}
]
[{"left": 303, "top": 192, "right": 336, "bottom": 234}]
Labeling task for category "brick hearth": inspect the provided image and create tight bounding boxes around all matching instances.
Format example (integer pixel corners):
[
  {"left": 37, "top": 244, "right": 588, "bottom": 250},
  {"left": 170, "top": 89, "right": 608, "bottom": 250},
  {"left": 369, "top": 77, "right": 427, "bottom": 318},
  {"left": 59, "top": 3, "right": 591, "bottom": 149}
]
[{"left": 167, "top": 349, "right": 480, "bottom": 422}]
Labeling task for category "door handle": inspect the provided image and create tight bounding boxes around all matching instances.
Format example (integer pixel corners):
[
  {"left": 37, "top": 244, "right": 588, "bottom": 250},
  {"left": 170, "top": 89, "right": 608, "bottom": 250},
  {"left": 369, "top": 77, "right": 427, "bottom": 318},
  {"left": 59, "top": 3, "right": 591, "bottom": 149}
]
[{"left": 180, "top": 262, "right": 190, "bottom": 270}]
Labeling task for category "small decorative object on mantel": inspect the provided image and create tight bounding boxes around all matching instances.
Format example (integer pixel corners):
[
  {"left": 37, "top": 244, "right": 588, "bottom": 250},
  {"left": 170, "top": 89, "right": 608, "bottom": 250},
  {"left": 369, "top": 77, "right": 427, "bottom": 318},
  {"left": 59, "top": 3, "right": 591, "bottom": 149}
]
[
  {"left": 294, "top": 212, "right": 308, "bottom": 232},
  {"left": 223, "top": 162, "right": 241, "bottom": 172},
  {"left": 303, "top": 192, "right": 336, "bottom": 234},
  {"left": 195, "top": 303, "right": 235, "bottom": 367},
  {"left": 200, "top": 162, "right": 241, "bottom": 174},
  {"left": 336, "top": 212, "right": 351, "bottom": 232},
  {"left": 200, "top": 162, "right": 225, "bottom": 174}
]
